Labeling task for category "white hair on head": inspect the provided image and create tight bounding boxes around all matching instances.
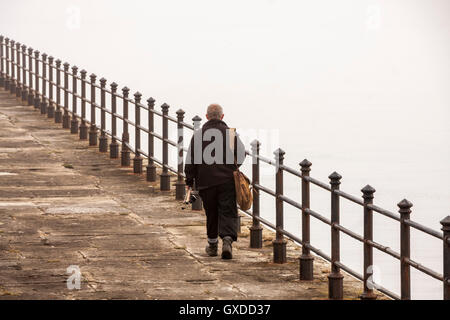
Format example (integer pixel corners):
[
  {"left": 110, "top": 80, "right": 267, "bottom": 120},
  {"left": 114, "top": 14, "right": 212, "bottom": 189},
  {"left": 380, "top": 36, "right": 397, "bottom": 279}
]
[{"left": 207, "top": 104, "right": 223, "bottom": 120}]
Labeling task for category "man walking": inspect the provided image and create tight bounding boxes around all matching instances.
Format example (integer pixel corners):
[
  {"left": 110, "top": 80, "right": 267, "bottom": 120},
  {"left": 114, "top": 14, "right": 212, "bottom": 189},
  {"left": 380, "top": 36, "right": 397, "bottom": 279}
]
[{"left": 184, "top": 104, "right": 246, "bottom": 259}]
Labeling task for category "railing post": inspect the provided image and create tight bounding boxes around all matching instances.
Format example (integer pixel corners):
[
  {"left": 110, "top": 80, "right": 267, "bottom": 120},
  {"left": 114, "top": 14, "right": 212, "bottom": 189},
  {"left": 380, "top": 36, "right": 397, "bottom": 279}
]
[
  {"left": 28, "top": 48, "right": 35, "bottom": 106},
  {"left": 146, "top": 97, "right": 157, "bottom": 181},
  {"left": 4, "top": 38, "right": 10, "bottom": 91},
  {"left": 21, "top": 44, "right": 27, "bottom": 101},
  {"left": 160, "top": 103, "right": 171, "bottom": 191},
  {"left": 299, "top": 159, "right": 314, "bottom": 280},
  {"left": 9, "top": 39, "right": 15, "bottom": 94},
  {"left": 70, "top": 66, "right": 78, "bottom": 134},
  {"left": 79, "top": 70, "right": 88, "bottom": 139},
  {"left": 175, "top": 109, "right": 186, "bottom": 200},
  {"left": 191, "top": 115, "right": 203, "bottom": 211},
  {"left": 109, "top": 82, "right": 119, "bottom": 157},
  {"left": 62, "top": 62, "right": 70, "bottom": 128},
  {"left": 33, "top": 50, "right": 40, "bottom": 110},
  {"left": 98, "top": 78, "right": 108, "bottom": 152},
  {"left": 0, "top": 35, "right": 4, "bottom": 87},
  {"left": 88, "top": 74, "right": 98, "bottom": 146},
  {"left": 15, "top": 42, "right": 21, "bottom": 97},
  {"left": 40, "top": 53, "right": 47, "bottom": 114},
  {"left": 360, "top": 185, "right": 377, "bottom": 299},
  {"left": 273, "top": 148, "right": 287, "bottom": 263},
  {"left": 54, "top": 59, "right": 62, "bottom": 123},
  {"left": 133, "top": 92, "right": 143, "bottom": 172},
  {"left": 249, "top": 139, "right": 262, "bottom": 248},
  {"left": 47, "top": 56, "right": 55, "bottom": 118},
  {"left": 441, "top": 216, "right": 450, "bottom": 300},
  {"left": 398, "top": 199, "right": 412, "bottom": 300},
  {"left": 121, "top": 86, "right": 130, "bottom": 165},
  {"left": 328, "top": 171, "right": 344, "bottom": 299}
]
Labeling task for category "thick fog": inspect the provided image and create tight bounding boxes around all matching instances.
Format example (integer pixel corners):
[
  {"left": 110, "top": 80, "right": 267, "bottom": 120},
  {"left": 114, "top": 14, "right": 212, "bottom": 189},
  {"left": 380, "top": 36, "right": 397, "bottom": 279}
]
[{"left": 1, "top": 0, "right": 449, "bottom": 299}]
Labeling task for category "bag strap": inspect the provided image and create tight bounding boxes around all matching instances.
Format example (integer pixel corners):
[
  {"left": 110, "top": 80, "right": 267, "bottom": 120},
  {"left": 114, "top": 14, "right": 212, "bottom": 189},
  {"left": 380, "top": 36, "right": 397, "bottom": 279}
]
[{"left": 229, "top": 128, "right": 238, "bottom": 170}]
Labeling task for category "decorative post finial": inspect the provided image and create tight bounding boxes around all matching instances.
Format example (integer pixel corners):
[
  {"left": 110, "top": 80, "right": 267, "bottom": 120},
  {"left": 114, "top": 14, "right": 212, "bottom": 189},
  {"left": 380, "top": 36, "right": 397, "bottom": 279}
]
[
  {"left": 161, "top": 102, "right": 170, "bottom": 112},
  {"left": 361, "top": 184, "right": 376, "bottom": 200},
  {"left": 134, "top": 91, "right": 142, "bottom": 101},
  {"left": 329, "top": 171, "right": 342, "bottom": 186},
  {"left": 147, "top": 97, "right": 155, "bottom": 107},
  {"left": 176, "top": 108, "right": 185, "bottom": 120},
  {"left": 300, "top": 159, "right": 312, "bottom": 173}
]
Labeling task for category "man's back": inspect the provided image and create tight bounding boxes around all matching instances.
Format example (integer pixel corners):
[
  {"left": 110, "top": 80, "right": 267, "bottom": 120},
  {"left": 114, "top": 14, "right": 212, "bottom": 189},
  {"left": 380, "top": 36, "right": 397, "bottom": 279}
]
[{"left": 184, "top": 118, "right": 245, "bottom": 190}]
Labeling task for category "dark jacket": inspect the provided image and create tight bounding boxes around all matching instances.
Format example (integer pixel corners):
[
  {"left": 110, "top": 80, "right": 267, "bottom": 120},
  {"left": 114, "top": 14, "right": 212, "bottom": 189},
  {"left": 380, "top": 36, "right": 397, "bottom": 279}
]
[{"left": 184, "top": 119, "right": 246, "bottom": 190}]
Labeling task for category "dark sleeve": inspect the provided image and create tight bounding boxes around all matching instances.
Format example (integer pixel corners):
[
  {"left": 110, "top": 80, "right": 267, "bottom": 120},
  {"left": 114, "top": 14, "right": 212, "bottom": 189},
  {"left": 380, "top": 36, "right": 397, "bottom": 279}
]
[
  {"left": 184, "top": 136, "right": 196, "bottom": 187},
  {"left": 235, "top": 132, "right": 246, "bottom": 168}
]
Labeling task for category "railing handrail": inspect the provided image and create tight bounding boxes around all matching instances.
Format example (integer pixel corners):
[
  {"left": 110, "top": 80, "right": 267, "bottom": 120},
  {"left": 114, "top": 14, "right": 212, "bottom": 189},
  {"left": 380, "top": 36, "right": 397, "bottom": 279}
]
[{"left": 0, "top": 35, "right": 448, "bottom": 301}]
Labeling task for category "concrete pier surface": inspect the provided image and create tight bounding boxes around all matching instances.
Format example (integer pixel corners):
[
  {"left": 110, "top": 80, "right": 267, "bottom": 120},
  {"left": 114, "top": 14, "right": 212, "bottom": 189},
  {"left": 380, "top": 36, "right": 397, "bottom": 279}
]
[{"left": 0, "top": 90, "right": 382, "bottom": 300}]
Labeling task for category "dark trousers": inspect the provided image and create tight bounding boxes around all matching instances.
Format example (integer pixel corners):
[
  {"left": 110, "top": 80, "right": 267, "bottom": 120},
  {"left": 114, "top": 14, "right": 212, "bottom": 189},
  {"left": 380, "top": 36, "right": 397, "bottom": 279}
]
[{"left": 199, "top": 180, "right": 238, "bottom": 242}]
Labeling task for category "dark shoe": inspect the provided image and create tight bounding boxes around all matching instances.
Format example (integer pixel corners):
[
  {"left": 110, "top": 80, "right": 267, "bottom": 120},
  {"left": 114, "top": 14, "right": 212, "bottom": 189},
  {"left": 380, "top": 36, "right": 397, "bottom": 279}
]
[
  {"left": 205, "top": 242, "right": 218, "bottom": 256},
  {"left": 221, "top": 236, "right": 233, "bottom": 260}
]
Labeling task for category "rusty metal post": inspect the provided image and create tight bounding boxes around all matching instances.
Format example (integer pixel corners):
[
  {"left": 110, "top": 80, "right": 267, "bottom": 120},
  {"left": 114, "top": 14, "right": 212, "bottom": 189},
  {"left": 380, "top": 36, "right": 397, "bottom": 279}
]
[
  {"left": 109, "top": 82, "right": 119, "bottom": 158},
  {"left": 21, "top": 44, "right": 27, "bottom": 101},
  {"left": 27, "top": 47, "right": 34, "bottom": 106},
  {"left": 88, "top": 74, "right": 98, "bottom": 146},
  {"left": 133, "top": 92, "right": 143, "bottom": 172},
  {"left": 62, "top": 62, "right": 70, "bottom": 128},
  {"left": 146, "top": 97, "right": 157, "bottom": 181},
  {"left": 360, "top": 185, "right": 377, "bottom": 299},
  {"left": 441, "top": 216, "right": 450, "bottom": 300},
  {"left": 249, "top": 139, "right": 262, "bottom": 248},
  {"left": 4, "top": 38, "right": 10, "bottom": 91},
  {"left": 40, "top": 53, "right": 47, "bottom": 114},
  {"left": 273, "top": 148, "right": 287, "bottom": 263},
  {"left": 0, "top": 35, "right": 3, "bottom": 87},
  {"left": 399, "top": 199, "right": 412, "bottom": 300},
  {"left": 33, "top": 50, "right": 40, "bottom": 110},
  {"left": 299, "top": 159, "right": 314, "bottom": 280},
  {"left": 121, "top": 86, "right": 130, "bottom": 165},
  {"left": 9, "top": 39, "right": 15, "bottom": 94},
  {"left": 40, "top": 100, "right": 48, "bottom": 117},
  {"left": 79, "top": 70, "right": 87, "bottom": 139},
  {"left": 54, "top": 59, "right": 62, "bottom": 123},
  {"left": 70, "top": 66, "right": 78, "bottom": 134},
  {"left": 175, "top": 109, "right": 186, "bottom": 200},
  {"left": 328, "top": 171, "right": 344, "bottom": 299},
  {"left": 98, "top": 78, "right": 108, "bottom": 152},
  {"left": 47, "top": 56, "right": 55, "bottom": 118},
  {"left": 15, "top": 42, "right": 21, "bottom": 97},
  {"left": 191, "top": 115, "right": 203, "bottom": 211},
  {"left": 160, "top": 103, "right": 171, "bottom": 191}
]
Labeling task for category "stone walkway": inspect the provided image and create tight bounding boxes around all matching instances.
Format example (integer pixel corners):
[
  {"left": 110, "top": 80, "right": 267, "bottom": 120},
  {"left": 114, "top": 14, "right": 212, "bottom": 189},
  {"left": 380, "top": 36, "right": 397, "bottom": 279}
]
[{"left": 0, "top": 89, "right": 378, "bottom": 300}]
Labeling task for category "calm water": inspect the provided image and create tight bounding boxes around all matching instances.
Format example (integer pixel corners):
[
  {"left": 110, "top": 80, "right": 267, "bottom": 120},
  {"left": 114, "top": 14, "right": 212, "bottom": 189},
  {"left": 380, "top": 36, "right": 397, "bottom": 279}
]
[{"left": 1, "top": 0, "right": 449, "bottom": 299}]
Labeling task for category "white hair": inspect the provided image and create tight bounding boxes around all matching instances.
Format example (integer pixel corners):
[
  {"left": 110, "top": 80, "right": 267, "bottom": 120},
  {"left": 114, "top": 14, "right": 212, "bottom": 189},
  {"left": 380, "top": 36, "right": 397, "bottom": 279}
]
[{"left": 207, "top": 104, "right": 223, "bottom": 120}]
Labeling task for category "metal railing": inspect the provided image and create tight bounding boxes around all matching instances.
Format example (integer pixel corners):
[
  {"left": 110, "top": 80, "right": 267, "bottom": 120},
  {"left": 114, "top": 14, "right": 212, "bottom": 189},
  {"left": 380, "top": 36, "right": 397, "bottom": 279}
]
[{"left": 0, "top": 35, "right": 448, "bottom": 300}]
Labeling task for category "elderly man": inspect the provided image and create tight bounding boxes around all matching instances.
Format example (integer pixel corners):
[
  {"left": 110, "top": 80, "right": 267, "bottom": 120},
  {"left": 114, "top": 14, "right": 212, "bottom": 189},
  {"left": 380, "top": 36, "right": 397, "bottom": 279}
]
[{"left": 184, "top": 104, "right": 246, "bottom": 259}]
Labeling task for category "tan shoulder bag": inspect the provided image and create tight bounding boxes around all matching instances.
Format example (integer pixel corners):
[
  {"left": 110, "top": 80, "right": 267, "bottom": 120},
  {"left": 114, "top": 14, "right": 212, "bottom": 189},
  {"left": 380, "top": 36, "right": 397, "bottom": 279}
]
[{"left": 229, "top": 128, "right": 253, "bottom": 211}]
